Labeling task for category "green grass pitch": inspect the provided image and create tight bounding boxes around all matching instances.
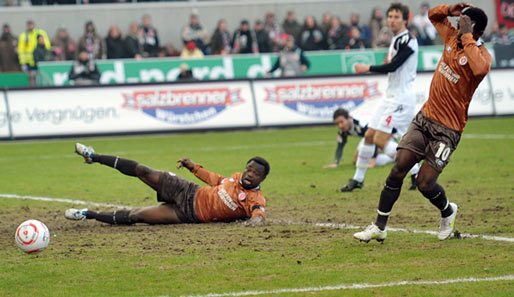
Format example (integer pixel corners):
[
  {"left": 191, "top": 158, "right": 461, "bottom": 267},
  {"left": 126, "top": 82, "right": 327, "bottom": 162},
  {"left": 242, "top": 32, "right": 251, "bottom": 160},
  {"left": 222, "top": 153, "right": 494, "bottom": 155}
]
[{"left": 1, "top": 116, "right": 513, "bottom": 297}]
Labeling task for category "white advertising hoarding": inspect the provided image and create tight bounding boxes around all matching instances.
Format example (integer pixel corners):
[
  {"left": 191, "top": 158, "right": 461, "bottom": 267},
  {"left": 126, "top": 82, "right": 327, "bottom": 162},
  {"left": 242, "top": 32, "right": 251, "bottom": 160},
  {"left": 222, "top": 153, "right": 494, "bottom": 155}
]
[
  {"left": 0, "top": 92, "right": 10, "bottom": 138},
  {"left": 7, "top": 81, "right": 256, "bottom": 137},
  {"left": 488, "top": 69, "right": 514, "bottom": 115},
  {"left": 252, "top": 76, "right": 389, "bottom": 126}
]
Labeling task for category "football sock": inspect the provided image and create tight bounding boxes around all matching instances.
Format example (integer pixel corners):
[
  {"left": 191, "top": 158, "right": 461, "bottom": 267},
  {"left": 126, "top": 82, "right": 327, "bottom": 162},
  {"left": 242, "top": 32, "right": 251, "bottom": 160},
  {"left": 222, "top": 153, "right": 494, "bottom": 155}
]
[
  {"left": 85, "top": 210, "right": 133, "bottom": 225},
  {"left": 375, "top": 153, "right": 394, "bottom": 166},
  {"left": 375, "top": 176, "right": 403, "bottom": 230},
  {"left": 409, "top": 163, "right": 420, "bottom": 176},
  {"left": 419, "top": 183, "right": 453, "bottom": 217},
  {"left": 383, "top": 138, "right": 398, "bottom": 159},
  {"left": 353, "top": 143, "right": 375, "bottom": 182},
  {"left": 93, "top": 154, "right": 138, "bottom": 177}
]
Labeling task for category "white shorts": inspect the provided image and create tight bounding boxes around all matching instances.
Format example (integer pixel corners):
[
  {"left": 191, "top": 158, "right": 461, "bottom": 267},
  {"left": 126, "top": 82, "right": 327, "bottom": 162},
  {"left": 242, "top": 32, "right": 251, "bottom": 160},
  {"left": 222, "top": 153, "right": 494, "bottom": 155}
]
[{"left": 368, "top": 100, "right": 415, "bottom": 136}]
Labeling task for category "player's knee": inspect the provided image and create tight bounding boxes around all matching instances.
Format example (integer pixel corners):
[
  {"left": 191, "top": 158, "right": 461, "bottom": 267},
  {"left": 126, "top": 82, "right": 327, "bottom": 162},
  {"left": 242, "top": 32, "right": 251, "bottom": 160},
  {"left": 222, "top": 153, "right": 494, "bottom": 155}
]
[
  {"left": 389, "top": 164, "right": 407, "bottom": 181},
  {"left": 417, "top": 179, "right": 435, "bottom": 195}
]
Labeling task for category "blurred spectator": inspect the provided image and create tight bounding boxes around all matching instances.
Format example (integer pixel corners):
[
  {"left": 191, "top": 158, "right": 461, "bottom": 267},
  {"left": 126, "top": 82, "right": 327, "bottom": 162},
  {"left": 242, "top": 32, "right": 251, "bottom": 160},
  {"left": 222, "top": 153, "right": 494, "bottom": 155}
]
[
  {"left": 105, "top": 26, "right": 126, "bottom": 59},
  {"left": 254, "top": 20, "right": 272, "bottom": 53},
  {"left": 376, "top": 26, "right": 393, "bottom": 48},
  {"left": 491, "top": 23, "right": 514, "bottom": 45},
  {"left": 78, "top": 21, "right": 104, "bottom": 60},
  {"left": 177, "top": 63, "right": 196, "bottom": 81},
  {"left": 68, "top": 49, "right": 100, "bottom": 86},
  {"left": 300, "top": 16, "right": 324, "bottom": 51},
  {"left": 157, "top": 43, "right": 180, "bottom": 57},
  {"left": 369, "top": 7, "right": 387, "bottom": 48},
  {"left": 181, "top": 13, "right": 209, "bottom": 54},
  {"left": 125, "top": 22, "right": 142, "bottom": 59},
  {"left": 18, "top": 20, "right": 50, "bottom": 86},
  {"left": 282, "top": 9, "right": 302, "bottom": 43},
  {"left": 325, "top": 16, "right": 348, "bottom": 50},
  {"left": 0, "top": 24, "right": 20, "bottom": 72},
  {"left": 348, "top": 12, "right": 371, "bottom": 43},
  {"left": 347, "top": 26, "right": 369, "bottom": 49},
  {"left": 139, "top": 14, "right": 159, "bottom": 57},
  {"left": 33, "top": 34, "right": 54, "bottom": 67},
  {"left": 210, "top": 19, "right": 232, "bottom": 55},
  {"left": 269, "top": 35, "right": 309, "bottom": 77},
  {"left": 52, "top": 27, "right": 76, "bottom": 61},
  {"left": 232, "top": 20, "right": 258, "bottom": 54},
  {"left": 485, "top": 22, "right": 500, "bottom": 42},
  {"left": 264, "top": 11, "right": 282, "bottom": 52},
  {"left": 180, "top": 41, "right": 204, "bottom": 59},
  {"left": 412, "top": 2, "right": 437, "bottom": 45},
  {"left": 320, "top": 12, "right": 333, "bottom": 36}
]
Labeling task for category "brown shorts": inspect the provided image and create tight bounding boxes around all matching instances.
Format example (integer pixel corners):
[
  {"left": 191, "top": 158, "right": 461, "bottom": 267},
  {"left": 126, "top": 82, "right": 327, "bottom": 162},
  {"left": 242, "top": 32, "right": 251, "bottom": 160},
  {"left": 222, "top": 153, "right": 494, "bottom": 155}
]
[
  {"left": 157, "top": 172, "right": 200, "bottom": 223},
  {"left": 398, "top": 111, "right": 461, "bottom": 173}
]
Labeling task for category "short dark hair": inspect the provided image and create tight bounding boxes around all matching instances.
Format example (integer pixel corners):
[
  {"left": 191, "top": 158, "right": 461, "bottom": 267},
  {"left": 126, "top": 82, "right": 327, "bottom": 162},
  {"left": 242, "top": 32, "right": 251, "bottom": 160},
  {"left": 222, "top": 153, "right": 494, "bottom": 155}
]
[
  {"left": 387, "top": 2, "right": 409, "bottom": 21},
  {"left": 333, "top": 108, "right": 349, "bottom": 120},
  {"left": 462, "top": 7, "right": 488, "bottom": 34},
  {"left": 247, "top": 157, "right": 270, "bottom": 176}
]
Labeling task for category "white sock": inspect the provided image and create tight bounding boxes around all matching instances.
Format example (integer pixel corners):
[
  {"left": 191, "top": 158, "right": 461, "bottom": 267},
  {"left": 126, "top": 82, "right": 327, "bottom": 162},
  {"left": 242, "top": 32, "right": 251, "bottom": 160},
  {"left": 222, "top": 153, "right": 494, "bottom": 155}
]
[
  {"left": 409, "top": 162, "right": 420, "bottom": 176},
  {"left": 375, "top": 153, "right": 394, "bottom": 166},
  {"left": 353, "top": 143, "right": 375, "bottom": 182},
  {"left": 383, "top": 139, "right": 398, "bottom": 159}
]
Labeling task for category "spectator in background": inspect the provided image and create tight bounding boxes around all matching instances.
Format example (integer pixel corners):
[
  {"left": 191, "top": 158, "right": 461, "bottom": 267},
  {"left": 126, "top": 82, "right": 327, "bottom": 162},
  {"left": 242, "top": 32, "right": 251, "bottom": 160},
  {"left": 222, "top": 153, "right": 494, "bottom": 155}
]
[
  {"left": 369, "top": 7, "right": 387, "bottom": 48},
  {"left": 157, "top": 43, "right": 180, "bottom": 57},
  {"left": 376, "top": 26, "right": 393, "bottom": 48},
  {"left": 177, "top": 63, "right": 196, "bottom": 81},
  {"left": 347, "top": 26, "right": 369, "bottom": 49},
  {"left": 78, "top": 21, "right": 104, "bottom": 60},
  {"left": 300, "top": 16, "right": 324, "bottom": 51},
  {"left": 326, "top": 16, "right": 348, "bottom": 50},
  {"left": 139, "top": 14, "right": 159, "bottom": 57},
  {"left": 210, "top": 19, "right": 232, "bottom": 55},
  {"left": 125, "top": 22, "right": 142, "bottom": 60},
  {"left": 254, "top": 20, "right": 272, "bottom": 53},
  {"left": 348, "top": 12, "right": 371, "bottom": 43},
  {"left": 52, "top": 27, "right": 76, "bottom": 61},
  {"left": 69, "top": 49, "right": 100, "bottom": 86},
  {"left": 282, "top": 9, "right": 302, "bottom": 43},
  {"left": 181, "top": 13, "right": 210, "bottom": 54},
  {"left": 491, "top": 23, "right": 514, "bottom": 45},
  {"left": 232, "top": 20, "right": 258, "bottom": 54},
  {"left": 485, "top": 22, "right": 500, "bottom": 42},
  {"left": 105, "top": 26, "right": 126, "bottom": 59},
  {"left": 412, "top": 2, "right": 437, "bottom": 45},
  {"left": 269, "top": 34, "right": 309, "bottom": 77},
  {"left": 320, "top": 12, "right": 333, "bottom": 36},
  {"left": 180, "top": 40, "right": 204, "bottom": 59},
  {"left": 18, "top": 20, "right": 50, "bottom": 86},
  {"left": 264, "top": 11, "right": 282, "bottom": 52},
  {"left": 0, "top": 24, "right": 20, "bottom": 72},
  {"left": 33, "top": 34, "right": 54, "bottom": 67}
]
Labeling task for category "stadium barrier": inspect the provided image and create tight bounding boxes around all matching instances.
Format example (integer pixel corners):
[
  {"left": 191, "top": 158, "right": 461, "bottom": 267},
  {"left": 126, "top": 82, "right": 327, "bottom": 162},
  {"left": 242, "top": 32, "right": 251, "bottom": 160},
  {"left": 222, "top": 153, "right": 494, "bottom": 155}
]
[{"left": 1, "top": 68, "right": 513, "bottom": 139}]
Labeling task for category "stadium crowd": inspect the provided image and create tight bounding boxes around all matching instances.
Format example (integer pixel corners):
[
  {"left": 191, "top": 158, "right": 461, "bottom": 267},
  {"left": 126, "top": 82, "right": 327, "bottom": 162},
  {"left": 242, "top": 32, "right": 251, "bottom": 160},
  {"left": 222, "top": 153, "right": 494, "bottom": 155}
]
[{"left": 0, "top": 3, "right": 512, "bottom": 75}]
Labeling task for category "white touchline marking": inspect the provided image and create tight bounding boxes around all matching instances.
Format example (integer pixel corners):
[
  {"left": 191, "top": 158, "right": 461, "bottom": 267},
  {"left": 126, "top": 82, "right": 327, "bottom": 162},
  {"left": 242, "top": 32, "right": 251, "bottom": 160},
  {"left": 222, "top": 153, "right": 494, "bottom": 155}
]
[
  {"left": 1, "top": 194, "right": 513, "bottom": 243},
  {"left": 175, "top": 275, "right": 514, "bottom": 297}
]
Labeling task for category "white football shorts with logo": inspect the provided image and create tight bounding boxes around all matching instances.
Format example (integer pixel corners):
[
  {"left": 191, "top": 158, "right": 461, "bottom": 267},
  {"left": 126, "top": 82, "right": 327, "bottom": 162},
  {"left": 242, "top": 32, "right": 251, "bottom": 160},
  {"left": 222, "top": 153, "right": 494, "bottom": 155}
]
[{"left": 368, "top": 98, "right": 415, "bottom": 136}]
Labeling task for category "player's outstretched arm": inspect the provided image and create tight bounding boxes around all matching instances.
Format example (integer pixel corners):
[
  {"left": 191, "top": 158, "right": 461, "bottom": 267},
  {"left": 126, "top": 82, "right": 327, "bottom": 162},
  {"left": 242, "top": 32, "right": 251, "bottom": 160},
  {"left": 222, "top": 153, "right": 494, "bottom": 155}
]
[
  {"left": 458, "top": 16, "right": 492, "bottom": 77},
  {"left": 177, "top": 158, "right": 195, "bottom": 171},
  {"left": 243, "top": 215, "right": 265, "bottom": 227},
  {"left": 178, "top": 158, "right": 225, "bottom": 186}
]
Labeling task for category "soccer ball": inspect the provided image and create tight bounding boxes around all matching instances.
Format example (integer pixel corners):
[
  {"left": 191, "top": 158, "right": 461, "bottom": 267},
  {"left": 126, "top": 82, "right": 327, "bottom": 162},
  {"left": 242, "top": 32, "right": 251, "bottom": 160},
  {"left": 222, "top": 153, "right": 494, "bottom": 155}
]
[{"left": 15, "top": 219, "right": 50, "bottom": 254}]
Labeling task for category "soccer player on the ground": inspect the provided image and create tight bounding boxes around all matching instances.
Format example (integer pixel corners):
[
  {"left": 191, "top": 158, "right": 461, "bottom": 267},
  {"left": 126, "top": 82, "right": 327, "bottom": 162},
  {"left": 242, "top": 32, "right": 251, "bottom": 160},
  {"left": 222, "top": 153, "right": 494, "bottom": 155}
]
[
  {"left": 341, "top": 2, "right": 420, "bottom": 192},
  {"left": 354, "top": 3, "right": 491, "bottom": 242},
  {"left": 65, "top": 143, "right": 269, "bottom": 226},
  {"left": 324, "top": 108, "right": 417, "bottom": 190}
]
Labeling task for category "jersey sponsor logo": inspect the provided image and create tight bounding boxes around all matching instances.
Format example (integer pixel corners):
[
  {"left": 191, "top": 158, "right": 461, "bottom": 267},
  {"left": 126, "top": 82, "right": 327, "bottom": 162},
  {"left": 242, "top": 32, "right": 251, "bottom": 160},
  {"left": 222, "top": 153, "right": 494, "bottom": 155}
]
[
  {"left": 438, "top": 62, "right": 460, "bottom": 84},
  {"left": 238, "top": 192, "right": 246, "bottom": 201},
  {"left": 217, "top": 188, "right": 238, "bottom": 211},
  {"left": 459, "top": 56, "right": 468, "bottom": 66},
  {"left": 265, "top": 82, "right": 381, "bottom": 118},
  {"left": 121, "top": 87, "right": 244, "bottom": 125}
]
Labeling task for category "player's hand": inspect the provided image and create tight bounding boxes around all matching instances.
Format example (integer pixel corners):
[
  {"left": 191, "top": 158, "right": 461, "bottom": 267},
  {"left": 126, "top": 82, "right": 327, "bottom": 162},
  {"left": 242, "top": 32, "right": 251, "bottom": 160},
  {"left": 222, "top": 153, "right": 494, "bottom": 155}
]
[
  {"left": 458, "top": 15, "right": 474, "bottom": 34},
  {"left": 322, "top": 163, "right": 338, "bottom": 169},
  {"left": 354, "top": 63, "right": 370, "bottom": 74},
  {"left": 176, "top": 158, "right": 195, "bottom": 171},
  {"left": 449, "top": 2, "right": 474, "bottom": 16}
]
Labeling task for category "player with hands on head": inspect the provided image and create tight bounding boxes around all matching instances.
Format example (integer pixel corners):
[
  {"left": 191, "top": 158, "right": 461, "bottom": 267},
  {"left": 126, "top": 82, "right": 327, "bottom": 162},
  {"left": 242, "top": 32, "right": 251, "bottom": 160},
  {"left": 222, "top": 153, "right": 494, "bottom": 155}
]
[
  {"left": 354, "top": 2, "right": 491, "bottom": 242},
  {"left": 65, "top": 143, "right": 269, "bottom": 227},
  {"left": 341, "top": 3, "right": 420, "bottom": 192}
]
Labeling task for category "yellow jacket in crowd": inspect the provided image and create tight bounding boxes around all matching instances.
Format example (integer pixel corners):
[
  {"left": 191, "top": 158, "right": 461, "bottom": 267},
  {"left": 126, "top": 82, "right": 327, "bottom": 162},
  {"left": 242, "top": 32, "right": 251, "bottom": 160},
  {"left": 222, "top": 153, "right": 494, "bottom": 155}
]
[{"left": 18, "top": 28, "right": 51, "bottom": 67}]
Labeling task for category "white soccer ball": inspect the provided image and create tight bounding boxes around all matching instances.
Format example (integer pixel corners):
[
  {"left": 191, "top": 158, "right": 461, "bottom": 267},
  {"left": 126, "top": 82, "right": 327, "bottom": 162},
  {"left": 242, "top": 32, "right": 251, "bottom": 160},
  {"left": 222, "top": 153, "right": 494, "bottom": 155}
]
[{"left": 15, "top": 219, "right": 50, "bottom": 254}]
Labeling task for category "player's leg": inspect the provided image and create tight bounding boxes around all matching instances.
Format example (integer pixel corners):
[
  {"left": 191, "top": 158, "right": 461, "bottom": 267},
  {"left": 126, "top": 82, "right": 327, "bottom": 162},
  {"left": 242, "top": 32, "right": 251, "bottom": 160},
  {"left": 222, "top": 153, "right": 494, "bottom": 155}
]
[
  {"left": 75, "top": 143, "right": 162, "bottom": 190},
  {"left": 341, "top": 130, "right": 376, "bottom": 192},
  {"left": 65, "top": 204, "right": 184, "bottom": 224}
]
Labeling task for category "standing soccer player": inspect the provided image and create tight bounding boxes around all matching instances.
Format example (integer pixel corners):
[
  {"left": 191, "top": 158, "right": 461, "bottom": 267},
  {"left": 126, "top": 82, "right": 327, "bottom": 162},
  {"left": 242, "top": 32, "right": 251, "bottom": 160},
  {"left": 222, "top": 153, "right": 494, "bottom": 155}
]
[
  {"left": 341, "top": 3, "right": 420, "bottom": 192},
  {"left": 354, "top": 3, "right": 491, "bottom": 242}
]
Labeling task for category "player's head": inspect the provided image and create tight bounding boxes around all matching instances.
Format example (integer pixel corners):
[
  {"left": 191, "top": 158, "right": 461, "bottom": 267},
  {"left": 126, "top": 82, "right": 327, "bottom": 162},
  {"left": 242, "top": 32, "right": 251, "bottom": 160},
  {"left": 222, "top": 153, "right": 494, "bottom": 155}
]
[
  {"left": 461, "top": 7, "right": 488, "bottom": 40},
  {"left": 333, "top": 108, "right": 352, "bottom": 132},
  {"left": 242, "top": 157, "right": 270, "bottom": 188},
  {"left": 387, "top": 2, "right": 409, "bottom": 35}
]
